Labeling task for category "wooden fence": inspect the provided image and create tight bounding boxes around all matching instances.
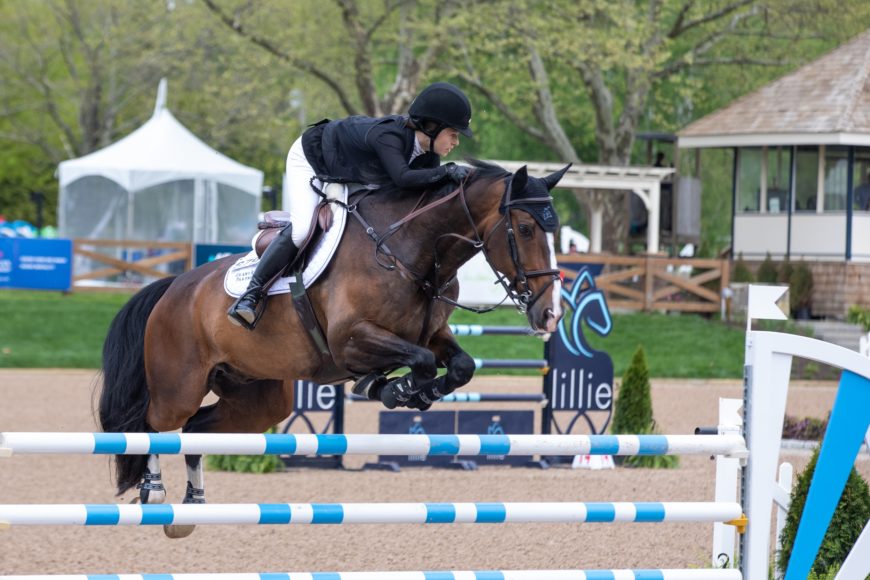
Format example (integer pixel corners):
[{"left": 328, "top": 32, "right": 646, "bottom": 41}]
[
  {"left": 558, "top": 254, "right": 730, "bottom": 313},
  {"left": 72, "top": 239, "right": 192, "bottom": 290},
  {"left": 69, "top": 241, "right": 728, "bottom": 314}
]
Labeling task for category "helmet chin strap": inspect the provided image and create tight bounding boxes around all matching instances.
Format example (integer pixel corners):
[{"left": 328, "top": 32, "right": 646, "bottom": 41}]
[{"left": 421, "top": 123, "right": 447, "bottom": 153}]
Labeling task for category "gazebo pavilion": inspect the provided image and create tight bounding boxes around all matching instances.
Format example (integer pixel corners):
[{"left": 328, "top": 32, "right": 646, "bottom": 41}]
[{"left": 677, "top": 29, "right": 870, "bottom": 316}]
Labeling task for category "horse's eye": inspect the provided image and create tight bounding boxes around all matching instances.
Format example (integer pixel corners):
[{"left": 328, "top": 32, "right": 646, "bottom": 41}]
[{"left": 518, "top": 223, "right": 534, "bottom": 238}]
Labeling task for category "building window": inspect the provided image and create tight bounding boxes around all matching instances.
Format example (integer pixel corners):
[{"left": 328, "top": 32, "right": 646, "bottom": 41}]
[
  {"left": 736, "top": 148, "right": 761, "bottom": 213},
  {"left": 823, "top": 146, "right": 849, "bottom": 211},
  {"left": 766, "top": 146, "right": 791, "bottom": 213},
  {"left": 794, "top": 147, "right": 819, "bottom": 212},
  {"left": 853, "top": 147, "right": 870, "bottom": 212}
]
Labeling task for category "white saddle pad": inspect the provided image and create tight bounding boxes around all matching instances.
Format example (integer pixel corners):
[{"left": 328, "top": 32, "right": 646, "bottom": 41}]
[{"left": 224, "top": 184, "right": 349, "bottom": 297}]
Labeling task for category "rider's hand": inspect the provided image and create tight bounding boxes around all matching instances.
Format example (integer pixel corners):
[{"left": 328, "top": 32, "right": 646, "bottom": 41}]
[{"left": 445, "top": 163, "right": 471, "bottom": 183}]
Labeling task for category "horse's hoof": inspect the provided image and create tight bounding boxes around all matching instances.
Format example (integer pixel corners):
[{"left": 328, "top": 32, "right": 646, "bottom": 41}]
[
  {"left": 352, "top": 372, "right": 388, "bottom": 400},
  {"left": 140, "top": 487, "right": 166, "bottom": 505},
  {"left": 163, "top": 524, "right": 196, "bottom": 539}
]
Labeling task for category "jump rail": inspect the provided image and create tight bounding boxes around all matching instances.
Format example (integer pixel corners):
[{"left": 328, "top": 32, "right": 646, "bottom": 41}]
[
  {"left": 0, "top": 569, "right": 744, "bottom": 580},
  {"left": 0, "top": 433, "right": 747, "bottom": 458},
  {"left": 0, "top": 501, "right": 743, "bottom": 527}
]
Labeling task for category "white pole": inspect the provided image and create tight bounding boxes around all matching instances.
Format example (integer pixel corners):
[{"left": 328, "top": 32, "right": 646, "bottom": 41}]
[{"left": 0, "top": 501, "right": 743, "bottom": 527}]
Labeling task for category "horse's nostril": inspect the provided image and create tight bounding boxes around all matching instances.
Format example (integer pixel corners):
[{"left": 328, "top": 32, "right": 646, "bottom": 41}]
[{"left": 544, "top": 308, "right": 555, "bottom": 320}]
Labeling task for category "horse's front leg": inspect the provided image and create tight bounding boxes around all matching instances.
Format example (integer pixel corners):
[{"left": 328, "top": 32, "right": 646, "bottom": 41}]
[
  {"left": 404, "top": 326, "right": 476, "bottom": 411},
  {"left": 339, "top": 321, "right": 437, "bottom": 409}
]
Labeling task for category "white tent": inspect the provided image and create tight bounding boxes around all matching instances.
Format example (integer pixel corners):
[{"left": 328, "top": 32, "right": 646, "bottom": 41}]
[{"left": 58, "top": 79, "right": 263, "bottom": 245}]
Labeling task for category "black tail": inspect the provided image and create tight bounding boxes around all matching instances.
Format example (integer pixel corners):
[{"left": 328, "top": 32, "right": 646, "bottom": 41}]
[{"left": 99, "top": 276, "right": 175, "bottom": 495}]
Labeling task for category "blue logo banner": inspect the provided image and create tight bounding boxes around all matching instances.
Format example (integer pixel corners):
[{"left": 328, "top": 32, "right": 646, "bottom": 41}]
[
  {"left": 194, "top": 243, "right": 248, "bottom": 267},
  {"left": 0, "top": 238, "right": 72, "bottom": 291}
]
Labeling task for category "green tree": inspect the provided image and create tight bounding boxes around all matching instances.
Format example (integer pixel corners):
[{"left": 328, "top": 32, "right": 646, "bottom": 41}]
[{"left": 611, "top": 345, "right": 678, "bottom": 468}]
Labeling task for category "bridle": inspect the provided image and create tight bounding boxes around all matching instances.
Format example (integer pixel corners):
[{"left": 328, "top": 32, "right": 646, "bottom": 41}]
[
  {"left": 342, "top": 171, "right": 560, "bottom": 319},
  {"left": 478, "top": 175, "right": 561, "bottom": 314}
]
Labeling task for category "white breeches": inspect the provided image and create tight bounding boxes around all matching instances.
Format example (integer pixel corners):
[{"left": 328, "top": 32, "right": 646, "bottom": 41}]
[{"left": 283, "top": 136, "right": 322, "bottom": 246}]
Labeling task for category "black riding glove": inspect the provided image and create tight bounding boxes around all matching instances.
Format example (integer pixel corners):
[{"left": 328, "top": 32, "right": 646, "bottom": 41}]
[{"left": 444, "top": 163, "right": 471, "bottom": 183}]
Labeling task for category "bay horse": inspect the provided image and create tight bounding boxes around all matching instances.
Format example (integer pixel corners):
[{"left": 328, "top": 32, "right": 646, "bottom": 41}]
[{"left": 99, "top": 160, "right": 569, "bottom": 537}]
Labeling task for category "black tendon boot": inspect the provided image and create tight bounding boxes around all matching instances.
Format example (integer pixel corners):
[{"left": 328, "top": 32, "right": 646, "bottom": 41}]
[{"left": 227, "top": 224, "right": 298, "bottom": 330}]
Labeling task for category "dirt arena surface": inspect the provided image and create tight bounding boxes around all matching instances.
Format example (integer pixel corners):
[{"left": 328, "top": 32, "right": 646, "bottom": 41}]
[{"left": 1, "top": 369, "right": 868, "bottom": 576}]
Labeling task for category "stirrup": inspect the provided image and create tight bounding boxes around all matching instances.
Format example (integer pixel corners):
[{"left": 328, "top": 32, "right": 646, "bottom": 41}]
[{"left": 227, "top": 288, "right": 267, "bottom": 331}]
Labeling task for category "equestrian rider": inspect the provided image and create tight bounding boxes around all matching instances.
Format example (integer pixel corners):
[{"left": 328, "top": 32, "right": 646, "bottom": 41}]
[{"left": 227, "top": 81, "right": 474, "bottom": 329}]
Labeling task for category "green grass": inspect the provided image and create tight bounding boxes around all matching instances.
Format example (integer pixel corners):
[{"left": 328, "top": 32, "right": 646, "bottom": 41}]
[
  {"left": 450, "top": 308, "right": 746, "bottom": 378},
  {"left": 0, "top": 290, "right": 129, "bottom": 368},
  {"left": 1, "top": 289, "right": 748, "bottom": 378}
]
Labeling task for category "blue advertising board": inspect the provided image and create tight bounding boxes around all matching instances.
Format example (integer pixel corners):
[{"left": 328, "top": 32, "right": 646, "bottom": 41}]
[
  {"left": 193, "top": 243, "right": 249, "bottom": 267},
  {"left": 0, "top": 238, "right": 72, "bottom": 291}
]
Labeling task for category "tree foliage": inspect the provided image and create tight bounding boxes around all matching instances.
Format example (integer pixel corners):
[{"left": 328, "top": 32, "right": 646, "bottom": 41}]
[{"left": 2, "top": 0, "right": 870, "bottom": 238}]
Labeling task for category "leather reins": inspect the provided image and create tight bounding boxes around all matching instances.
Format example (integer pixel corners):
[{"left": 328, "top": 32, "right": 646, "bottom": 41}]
[{"left": 338, "top": 173, "right": 561, "bottom": 342}]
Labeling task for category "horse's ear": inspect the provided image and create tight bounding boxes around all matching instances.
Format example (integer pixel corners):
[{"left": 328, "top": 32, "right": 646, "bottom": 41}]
[
  {"left": 511, "top": 165, "right": 529, "bottom": 193},
  {"left": 543, "top": 163, "right": 572, "bottom": 191}
]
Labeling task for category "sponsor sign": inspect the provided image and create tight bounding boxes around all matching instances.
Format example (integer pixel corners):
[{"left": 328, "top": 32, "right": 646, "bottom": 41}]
[
  {"left": 0, "top": 238, "right": 72, "bottom": 291},
  {"left": 194, "top": 243, "right": 249, "bottom": 267}
]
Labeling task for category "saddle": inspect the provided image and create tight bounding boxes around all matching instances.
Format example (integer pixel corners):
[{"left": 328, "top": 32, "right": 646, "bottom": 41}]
[{"left": 254, "top": 206, "right": 335, "bottom": 260}]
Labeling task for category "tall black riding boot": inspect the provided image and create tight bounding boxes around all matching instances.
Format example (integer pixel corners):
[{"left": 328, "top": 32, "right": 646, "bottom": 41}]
[{"left": 227, "top": 224, "right": 298, "bottom": 330}]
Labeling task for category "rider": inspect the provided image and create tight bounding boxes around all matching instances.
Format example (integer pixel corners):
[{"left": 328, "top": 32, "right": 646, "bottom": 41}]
[{"left": 227, "top": 81, "right": 474, "bottom": 329}]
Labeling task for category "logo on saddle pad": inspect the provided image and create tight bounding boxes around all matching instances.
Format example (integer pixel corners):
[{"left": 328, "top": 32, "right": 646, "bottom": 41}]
[{"left": 223, "top": 184, "right": 349, "bottom": 298}]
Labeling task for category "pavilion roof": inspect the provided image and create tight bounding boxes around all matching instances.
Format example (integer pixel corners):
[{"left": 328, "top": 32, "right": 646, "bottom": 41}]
[{"left": 679, "top": 29, "right": 870, "bottom": 148}]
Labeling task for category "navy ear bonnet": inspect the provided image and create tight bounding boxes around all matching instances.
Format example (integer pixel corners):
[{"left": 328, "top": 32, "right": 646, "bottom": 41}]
[
  {"left": 514, "top": 178, "right": 559, "bottom": 232},
  {"left": 501, "top": 173, "right": 559, "bottom": 233}
]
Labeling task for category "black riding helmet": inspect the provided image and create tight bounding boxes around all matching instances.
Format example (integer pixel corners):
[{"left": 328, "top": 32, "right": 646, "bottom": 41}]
[{"left": 409, "top": 82, "right": 473, "bottom": 148}]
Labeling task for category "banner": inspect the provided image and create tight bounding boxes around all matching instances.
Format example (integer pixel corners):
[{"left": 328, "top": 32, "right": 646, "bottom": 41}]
[
  {"left": 0, "top": 238, "right": 72, "bottom": 291},
  {"left": 193, "top": 243, "right": 249, "bottom": 267}
]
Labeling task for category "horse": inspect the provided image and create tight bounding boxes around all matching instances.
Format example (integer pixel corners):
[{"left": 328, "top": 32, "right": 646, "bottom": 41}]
[{"left": 99, "top": 160, "right": 569, "bottom": 538}]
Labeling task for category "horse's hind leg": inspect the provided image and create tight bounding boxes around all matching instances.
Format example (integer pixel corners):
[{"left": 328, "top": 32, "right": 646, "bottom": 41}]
[{"left": 163, "top": 373, "right": 294, "bottom": 539}]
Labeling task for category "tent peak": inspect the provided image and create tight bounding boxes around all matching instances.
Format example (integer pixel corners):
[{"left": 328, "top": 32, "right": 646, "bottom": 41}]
[{"left": 153, "top": 78, "right": 168, "bottom": 117}]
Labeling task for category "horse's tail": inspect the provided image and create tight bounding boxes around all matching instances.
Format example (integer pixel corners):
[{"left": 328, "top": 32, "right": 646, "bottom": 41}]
[{"left": 99, "top": 275, "right": 175, "bottom": 496}]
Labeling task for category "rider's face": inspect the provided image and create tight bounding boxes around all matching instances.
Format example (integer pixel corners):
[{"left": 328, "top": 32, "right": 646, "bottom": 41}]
[{"left": 433, "top": 128, "right": 460, "bottom": 157}]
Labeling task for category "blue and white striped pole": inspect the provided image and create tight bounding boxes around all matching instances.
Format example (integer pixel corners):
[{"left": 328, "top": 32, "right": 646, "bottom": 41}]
[
  {"left": 0, "top": 433, "right": 747, "bottom": 458},
  {"left": 0, "top": 570, "right": 744, "bottom": 580},
  {"left": 0, "top": 501, "right": 743, "bottom": 527},
  {"left": 449, "top": 325, "right": 537, "bottom": 336}
]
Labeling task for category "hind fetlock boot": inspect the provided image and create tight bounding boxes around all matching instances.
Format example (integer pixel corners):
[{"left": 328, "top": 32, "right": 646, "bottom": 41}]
[{"left": 227, "top": 224, "right": 298, "bottom": 330}]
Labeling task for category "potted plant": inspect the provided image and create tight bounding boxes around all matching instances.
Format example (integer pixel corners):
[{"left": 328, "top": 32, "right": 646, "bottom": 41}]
[{"left": 790, "top": 262, "right": 814, "bottom": 319}]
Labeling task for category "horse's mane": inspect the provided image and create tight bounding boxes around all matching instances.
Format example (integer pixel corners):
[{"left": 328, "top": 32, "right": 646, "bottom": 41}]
[{"left": 374, "top": 158, "right": 509, "bottom": 201}]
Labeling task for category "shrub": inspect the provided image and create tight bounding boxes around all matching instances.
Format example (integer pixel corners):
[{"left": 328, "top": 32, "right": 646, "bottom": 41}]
[
  {"left": 777, "top": 446, "right": 870, "bottom": 577},
  {"left": 782, "top": 414, "right": 828, "bottom": 441},
  {"left": 757, "top": 252, "right": 779, "bottom": 283},
  {"left": 790, "top": 262, "right": 814, "bottom": 315},
  {"left": 611, "top": 346, "right": 678, "bottom": 468},
  {"left": 732, "top": 253, "right": 753, "bottom": 283},
  {"left": 206, "top": 427, "right": 283, "bottom": 473},
  {"left": 778, "top": 259, "right": 794, "bottom": 286},
  {"left": 847, "top": 305, "right": 870, "bottom": 332}
]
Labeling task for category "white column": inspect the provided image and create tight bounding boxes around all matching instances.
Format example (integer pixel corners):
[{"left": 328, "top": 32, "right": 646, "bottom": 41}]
[
  {"left": 646, "top": 182, "right": 660, "bottom": 254},
  {"left": 589, "top": 206, "right": 603, "bottom": 253}
]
